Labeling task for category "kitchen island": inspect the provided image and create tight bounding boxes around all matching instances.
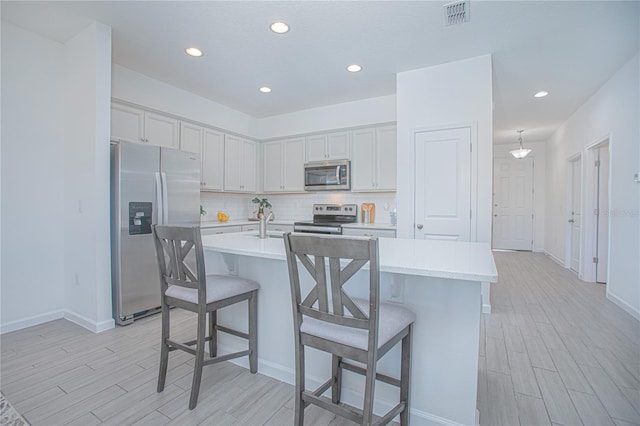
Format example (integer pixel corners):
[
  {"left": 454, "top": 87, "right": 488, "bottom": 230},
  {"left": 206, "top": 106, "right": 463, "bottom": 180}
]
[{"left": 202, "top": 232, "right": 497, "bottom": 425}]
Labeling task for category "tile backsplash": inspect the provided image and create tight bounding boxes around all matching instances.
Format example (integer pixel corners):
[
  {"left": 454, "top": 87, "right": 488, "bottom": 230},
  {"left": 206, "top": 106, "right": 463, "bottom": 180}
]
[{"left": 200, "top": 192, "right": 397, "bottom": 224}]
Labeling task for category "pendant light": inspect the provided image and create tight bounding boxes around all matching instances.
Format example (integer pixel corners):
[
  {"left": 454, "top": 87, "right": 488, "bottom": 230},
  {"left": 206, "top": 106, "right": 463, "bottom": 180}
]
[{"left": 510, "top": 130, "right": 531, "bottom": 159}]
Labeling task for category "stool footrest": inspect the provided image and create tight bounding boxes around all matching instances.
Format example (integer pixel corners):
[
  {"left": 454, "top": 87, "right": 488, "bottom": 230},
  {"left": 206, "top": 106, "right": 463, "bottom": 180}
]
[
  {"left": 216, "top": 325, "right": 249, "bottom": 339},
  {"left": 340, "top": 361, "right": 401, "bottom": 387}
]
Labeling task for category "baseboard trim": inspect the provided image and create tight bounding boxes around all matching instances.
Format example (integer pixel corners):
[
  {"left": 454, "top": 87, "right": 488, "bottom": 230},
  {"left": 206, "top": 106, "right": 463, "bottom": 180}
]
[
  {"left": 0, "top": 310, "right": 65, "bottom": 334},
  {"left": 219, "top": 343, "right": 468, "bottom": 425},
  {"left": 606, "top": 291, "right": 640, "bottom": 321},
  {"left": 544, "top": 251, "right": 564, "bottom": 267},
  {"left": 64, "top": 310, "right": 115, "bottom": 333}
]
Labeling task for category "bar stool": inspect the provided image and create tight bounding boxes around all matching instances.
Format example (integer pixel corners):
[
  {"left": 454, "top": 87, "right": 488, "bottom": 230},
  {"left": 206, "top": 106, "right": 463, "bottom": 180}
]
[
  {"left": 152, "top": 225, "right": 259, "bottom": 410},
  {"left": 283, "top": 233, "right": 415, "bottom": 425}
]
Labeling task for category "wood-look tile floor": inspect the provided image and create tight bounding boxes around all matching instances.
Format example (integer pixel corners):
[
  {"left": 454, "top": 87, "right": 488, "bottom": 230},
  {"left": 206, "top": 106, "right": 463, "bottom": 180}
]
[{"left": 1, "top": 252, "right": 638, "bottom": 425}]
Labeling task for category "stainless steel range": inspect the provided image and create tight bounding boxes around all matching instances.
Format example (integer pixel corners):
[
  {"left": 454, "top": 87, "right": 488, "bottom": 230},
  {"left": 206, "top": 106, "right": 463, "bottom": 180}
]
[{"left": 293, "top": 204, "right": 358, "bottom": 234}]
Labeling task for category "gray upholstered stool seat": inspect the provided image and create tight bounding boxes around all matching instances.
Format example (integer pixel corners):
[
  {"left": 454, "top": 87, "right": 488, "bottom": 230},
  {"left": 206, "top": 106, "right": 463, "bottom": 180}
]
[
  {"left": 301, "top": 299, "right": 415, "bottom": 351},
  {"left": 166, "top": 274, "right": 259, "bottom": 304}
]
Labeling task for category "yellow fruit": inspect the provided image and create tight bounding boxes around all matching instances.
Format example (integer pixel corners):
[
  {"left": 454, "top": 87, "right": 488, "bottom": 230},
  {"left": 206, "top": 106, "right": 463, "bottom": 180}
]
[{"left": 217, "top": 212, "right": 229, "bottom": 222}]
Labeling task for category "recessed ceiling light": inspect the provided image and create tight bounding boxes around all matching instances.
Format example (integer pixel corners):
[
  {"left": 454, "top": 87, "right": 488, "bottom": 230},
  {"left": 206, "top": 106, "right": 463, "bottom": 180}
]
[
  {"left": 534, "top": 91, "right": 549, "bottom": 98},
  {"left": 259, "top": 86, "right": 272, "bottom": 93},
  {"left": 270, "top": 22, "right": 289, "bottom": 34},
  {"left": 347, "top": 64, "right": 362, "bottom": 73},
  {"left": 185, "top": 47, "right": 203, "bottom": 57}
]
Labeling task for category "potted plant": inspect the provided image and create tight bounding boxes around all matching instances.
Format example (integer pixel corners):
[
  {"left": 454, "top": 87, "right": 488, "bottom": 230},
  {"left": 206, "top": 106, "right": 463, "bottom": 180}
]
[{"left": 251, "top": 197, "right": 272, "bottom": 218}]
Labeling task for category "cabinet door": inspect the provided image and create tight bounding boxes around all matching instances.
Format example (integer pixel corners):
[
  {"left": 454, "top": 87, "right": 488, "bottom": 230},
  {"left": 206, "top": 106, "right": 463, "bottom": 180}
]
[
  {"left": 351, "top": 128, "right": 376, "bottom": 191},
  {"left": 111, "top": 103, "right": 144, "bottom": 143},
  {"left": 342, "top": 228, "right": 396, "bottom": 238},
  {"left": 224, "top": 135, "right": 243, "bottom": 191},
  {"left": 241, "top": 139, "right": 257, "bottom": 192},
  {"left": 180, "top": 122, "right": 202, "bottom": 154},
  {"left": 145, "top": 112, "right": 179, "bottom": 148},
  {"left": 282, "top": 138, "right": 305, "bottom": 192},
  {"left": 202, "top": 129, "right": 224, "bottom": 191},
  {"left": 326, "top": 131, "right": 350, "bottom": 160},
  {"left": 263, "top": 141, "right": 283, "bottom": 192},
  {"left": 376, "top": 125, "right": 397, "bottom": 191},
  {"left": 306, "top": 134, "right": 327, "bottom": 162}
]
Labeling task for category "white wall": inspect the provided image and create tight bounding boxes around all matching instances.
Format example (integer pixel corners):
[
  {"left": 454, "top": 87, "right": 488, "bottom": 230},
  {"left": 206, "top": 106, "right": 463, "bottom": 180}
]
[
  {"left": 112, "top": 65, "right": 256, "bottom": 138},
  {"left": 396, "top": 55, "right": 494, "bottom": 242},
  {"left": 1, "top": 22, "right": 66, "bottom": 332},
  {"left": 63, "top": 22, "right": 114, "bottom": 332},
  {"left": 545, "top": 53, "right": 639, "bottom": 318},
  {"left": 255, "top": 95, "right": 396, "bottom": 140},
  {"left": 493, "top": 141, "right": 546, "bottom": 252}
]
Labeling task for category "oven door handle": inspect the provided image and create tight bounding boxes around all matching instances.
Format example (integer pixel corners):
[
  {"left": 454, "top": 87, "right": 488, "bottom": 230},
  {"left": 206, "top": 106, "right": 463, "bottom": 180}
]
[{"left": 294, "top": 224, "right": 342, "bottom": 234}]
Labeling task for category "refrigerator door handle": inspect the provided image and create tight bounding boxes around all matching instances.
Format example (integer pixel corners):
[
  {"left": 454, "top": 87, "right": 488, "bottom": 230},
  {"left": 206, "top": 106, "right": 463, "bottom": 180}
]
[
  {"left": 154, "top": 172, "right": 163, "bottom": 225},
  {"left": 161, "top": 172, "right": 169, "bottom": 224}
]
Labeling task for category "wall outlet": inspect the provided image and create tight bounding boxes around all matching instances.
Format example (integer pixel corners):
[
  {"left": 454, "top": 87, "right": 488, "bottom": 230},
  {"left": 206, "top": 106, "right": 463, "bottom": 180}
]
[{"left": 634, "top": 172, "right": 639, "bottom": 183}]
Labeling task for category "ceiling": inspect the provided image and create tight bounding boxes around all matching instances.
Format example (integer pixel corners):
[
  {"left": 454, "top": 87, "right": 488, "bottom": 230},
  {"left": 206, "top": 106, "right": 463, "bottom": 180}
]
[{"left": 2, "top": 1, "right": 639, "bottom": 144}]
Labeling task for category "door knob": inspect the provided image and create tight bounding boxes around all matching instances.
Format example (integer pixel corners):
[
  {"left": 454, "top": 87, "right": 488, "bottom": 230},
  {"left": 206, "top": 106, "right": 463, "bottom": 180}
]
[
  {"left": 416, "top": 224, "right": 423, "bottom": 230},
  {"left": 494, "top": 214, "right": 498, "bottom": 217},
  {"left": 568, "top": 219, "right": 575, "bottom": 223}
]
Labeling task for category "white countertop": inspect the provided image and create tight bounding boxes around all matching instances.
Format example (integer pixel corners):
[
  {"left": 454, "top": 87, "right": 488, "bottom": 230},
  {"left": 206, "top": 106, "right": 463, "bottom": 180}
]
[
  {"left": 200, "top": 220, "right": 293, "bottom": 229},
  {"left": 202, "top": 231, "right": 497, "bottom": 283}
]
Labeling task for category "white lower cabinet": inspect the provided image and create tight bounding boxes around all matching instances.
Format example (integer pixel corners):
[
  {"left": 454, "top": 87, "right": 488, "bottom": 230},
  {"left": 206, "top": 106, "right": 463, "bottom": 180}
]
[
  {"left": 242, "top": 224, "right": 259, "bottom": 232},
  {"left": 342, "top": 227, "right": 396, "bottom": 238},
  {"left": 268, "top": 224, "right": 293, "bottom": 233},
  {"left": 351, "top": 125, "right": 396, "bottom": 191},
  {"left": 263, "top": 138, "right": 305, "bottom": 193},
  {"left": 225, "top": 136, "right": 257, "bottom": 192}
]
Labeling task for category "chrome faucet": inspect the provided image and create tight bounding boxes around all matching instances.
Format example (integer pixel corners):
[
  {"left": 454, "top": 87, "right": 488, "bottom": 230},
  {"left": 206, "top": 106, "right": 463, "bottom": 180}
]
[{"left": 259, "top": 211, "right": 274, "bottom": 239}]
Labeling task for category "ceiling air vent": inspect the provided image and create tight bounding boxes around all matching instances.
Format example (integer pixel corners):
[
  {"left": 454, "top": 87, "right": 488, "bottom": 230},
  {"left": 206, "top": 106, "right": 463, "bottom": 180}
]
[{"left": 443, "top": 0, "right": 470, "bottom": 26}]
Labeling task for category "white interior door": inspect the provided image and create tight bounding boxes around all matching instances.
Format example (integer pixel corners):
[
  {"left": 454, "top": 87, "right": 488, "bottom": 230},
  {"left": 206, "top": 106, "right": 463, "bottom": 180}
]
[
  {"left": 570, "top": 159, "right": 582, "bottom": 273},
  {"left": 492, "top": 157, "right": 534, "bottom": 250},
  {"left": 414, "top": 127, "right": 471, "bottom": 241},
  {"left": 596, "top": 145, "right": 609, "bottom": 283}
]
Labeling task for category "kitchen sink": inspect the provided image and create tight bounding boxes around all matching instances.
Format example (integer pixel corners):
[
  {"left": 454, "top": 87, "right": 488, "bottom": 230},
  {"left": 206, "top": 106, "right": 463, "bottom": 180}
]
[{"left": 252, "top": 233, "right": 284, "bottom": 239}]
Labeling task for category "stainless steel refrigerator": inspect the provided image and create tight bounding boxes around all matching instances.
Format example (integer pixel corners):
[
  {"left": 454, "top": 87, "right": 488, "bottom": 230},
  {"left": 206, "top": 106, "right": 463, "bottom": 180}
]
[{"left": 111, "top": 141, "right": 200, "bottom": 325}]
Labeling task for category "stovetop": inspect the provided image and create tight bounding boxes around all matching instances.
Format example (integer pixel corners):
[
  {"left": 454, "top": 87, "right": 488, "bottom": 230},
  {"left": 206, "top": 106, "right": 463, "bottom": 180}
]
[{"left": 293, "top": 204, "right": 358, "bottom": 233}]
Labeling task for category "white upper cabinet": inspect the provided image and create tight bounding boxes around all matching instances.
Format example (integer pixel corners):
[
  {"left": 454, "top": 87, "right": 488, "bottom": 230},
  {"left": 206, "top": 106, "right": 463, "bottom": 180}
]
[
  {"left": 202, "top": 129, "right": 225, "bottom": 191},
  {"left": 263, "top": 138, "right": 305, "bottom": 193},
  {"left": 179, "top": 122, "right": 224, "bottom": 191},
  {"left": 111, "top": 103, "right": 179, "bottom": 149},
  {"left": 225, "top": 135, "right": 257, "bottom": 192},
  {"left": 179, "top": 122, "right": 202, "bottom": 154},
  {"left": 305, "top": 131, "right": 350, "bottom": 162},
  {"left": 351, "top": 125, "right": 397, "bottom": 192},
  {"left": 111, "top": 103, "right": 144, "bottom": 143}
]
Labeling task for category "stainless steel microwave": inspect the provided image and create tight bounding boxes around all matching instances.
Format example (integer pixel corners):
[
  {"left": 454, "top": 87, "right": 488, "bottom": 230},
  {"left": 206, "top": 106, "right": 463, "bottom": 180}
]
[{"left": 304, "top": 159, "right": 350, "bottom": 191}]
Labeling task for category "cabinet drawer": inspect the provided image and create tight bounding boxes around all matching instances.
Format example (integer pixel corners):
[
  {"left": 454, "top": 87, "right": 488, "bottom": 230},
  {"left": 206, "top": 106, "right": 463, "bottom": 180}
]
[
  {"left": 242, "top": 224, "right": 259, "bottom": 232},
  {"left": 342, "top": 228, "right": 396, "bottom": 238},
  {"left": 201, "top": 225, "right": 242, "bottom": 235},
  {"left": 269, "top": 224, "right": 293, "bottom": 233}
]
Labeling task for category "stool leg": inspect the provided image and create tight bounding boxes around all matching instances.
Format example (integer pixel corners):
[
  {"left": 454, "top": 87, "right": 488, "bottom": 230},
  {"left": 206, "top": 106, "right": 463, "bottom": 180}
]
[
  {"left": 189, "top": 308, "right": 207, "bottom": 410},
  {"left": 362, "top": 356, "right": 377, "bottom": 425},
  {"left": 157, "top": 303, "right": 170, "bottom": 393},
  {"left": 294, "top": 339, "right": 305, "bottom": 426},
  {"left": 209, "top": 311, "right": 217, "bottom": 357},
  {"left": 400, "top": 326, "right": 412, "bottom": 425},
  {"left": 248, "top": 291, "right": 258, "bottom": 373},
  {"left": 331, "top": 355, "right": 342, "bottom": 403}
]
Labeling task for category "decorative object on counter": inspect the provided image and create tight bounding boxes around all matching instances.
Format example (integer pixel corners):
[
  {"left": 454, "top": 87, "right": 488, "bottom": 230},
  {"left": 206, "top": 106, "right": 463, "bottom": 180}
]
[
  {"left": 200, "top": 205, "right": 206, "bottom": 216},
  {"left": 251, "top": 197, "right": 272, "bottom": 218},
  {"left": 217, "top": 212, "right": 229, "bottom": 222},
  {"left": 361, "top": 203, "right": 376, "bottom": 223},
  {"left": 259, "top": 212, "right": 274, "bottom": 239},
  {"left": 390, "top": 209, "right": 397, "bottom": 226}
]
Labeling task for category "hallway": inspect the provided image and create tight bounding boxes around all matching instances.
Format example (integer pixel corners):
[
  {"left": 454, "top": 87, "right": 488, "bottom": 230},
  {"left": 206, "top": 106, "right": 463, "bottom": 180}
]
[{"left": 479, "top": 251, "right": 640, "bottom": 425}]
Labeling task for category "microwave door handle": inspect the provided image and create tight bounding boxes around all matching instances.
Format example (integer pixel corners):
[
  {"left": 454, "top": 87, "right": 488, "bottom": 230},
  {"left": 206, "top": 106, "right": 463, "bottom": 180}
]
[{"left": 336, "top": 166, "right": 340, "bottom": 184}]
